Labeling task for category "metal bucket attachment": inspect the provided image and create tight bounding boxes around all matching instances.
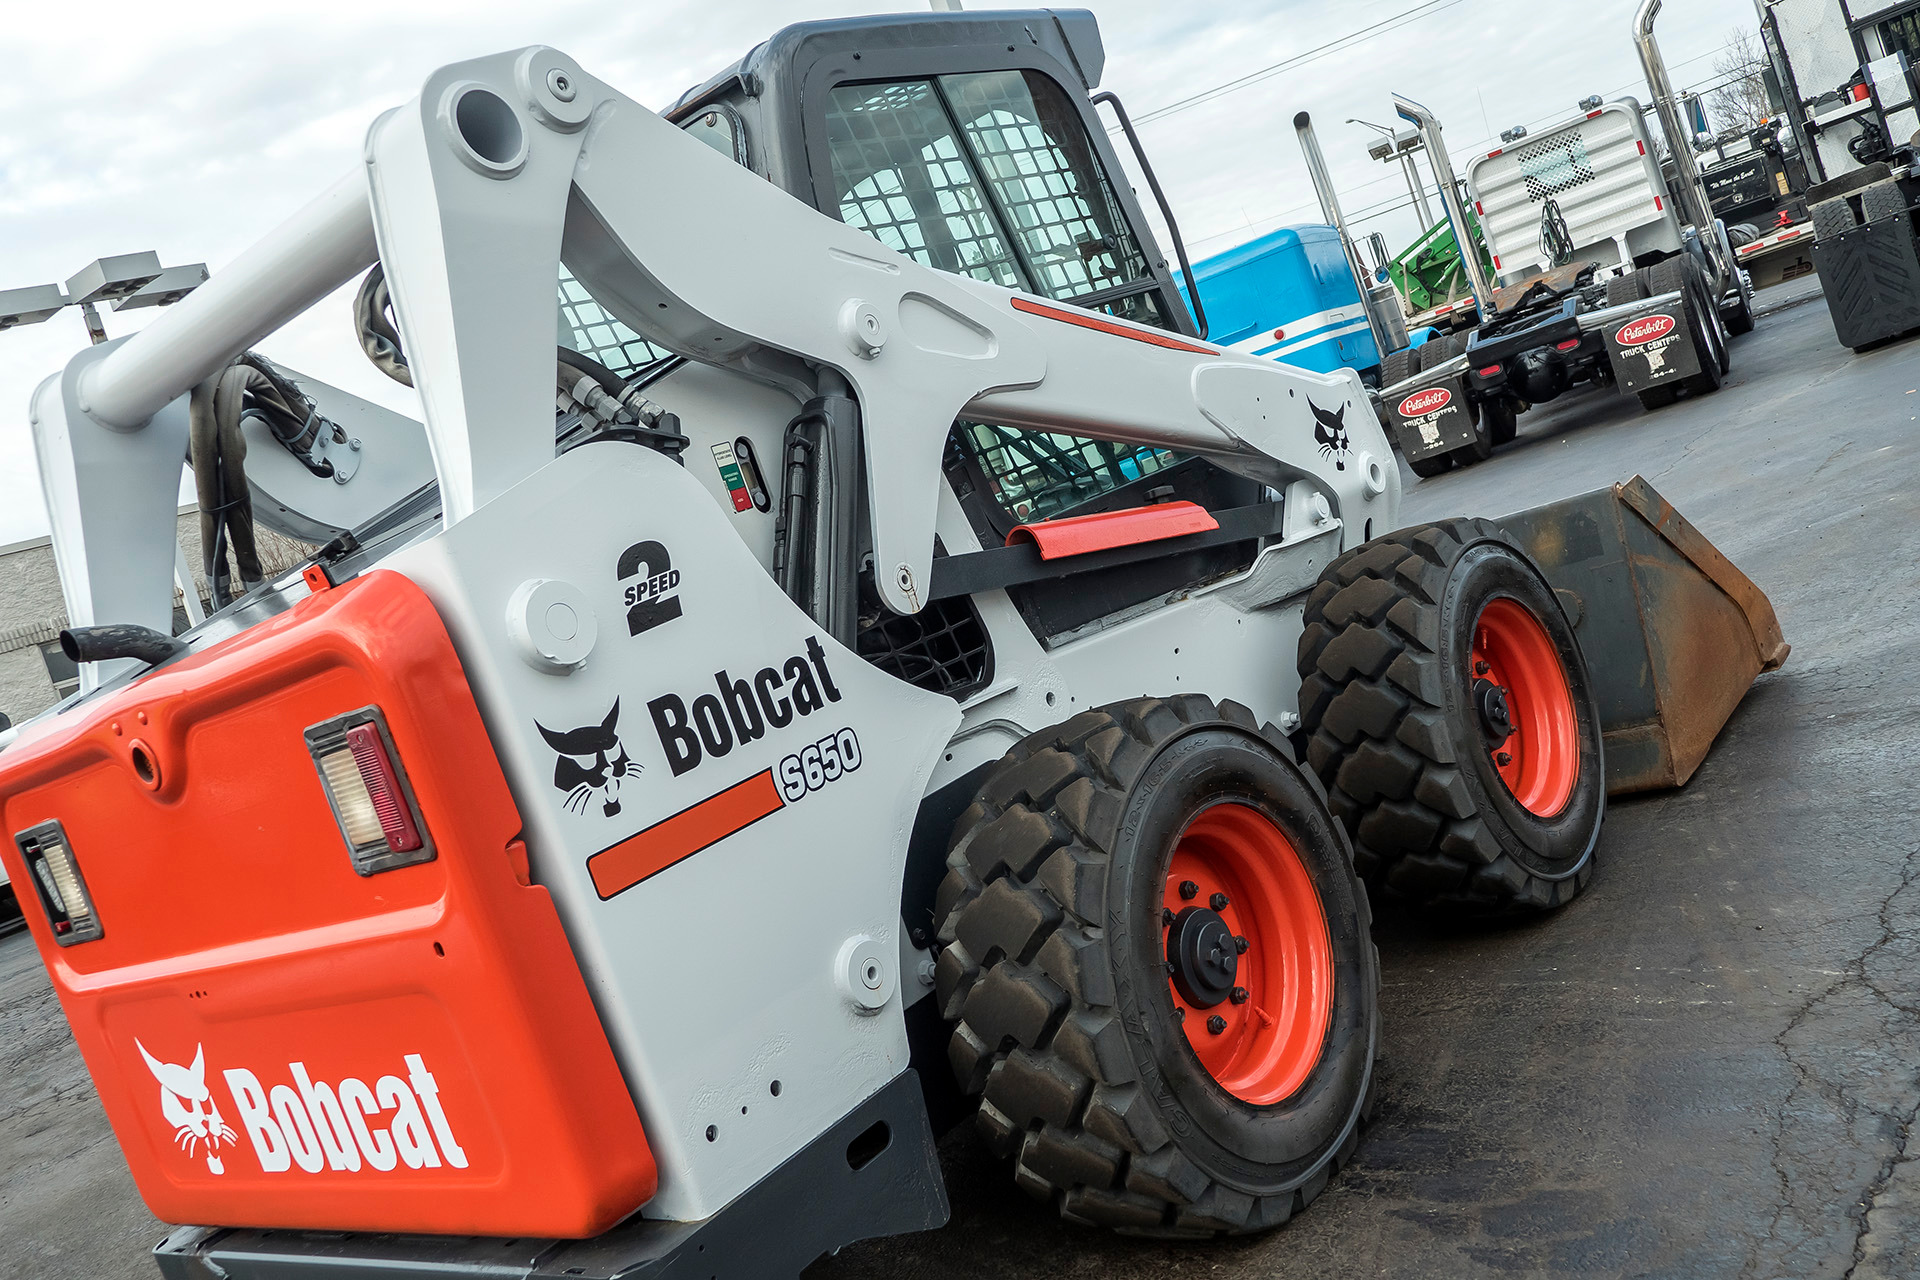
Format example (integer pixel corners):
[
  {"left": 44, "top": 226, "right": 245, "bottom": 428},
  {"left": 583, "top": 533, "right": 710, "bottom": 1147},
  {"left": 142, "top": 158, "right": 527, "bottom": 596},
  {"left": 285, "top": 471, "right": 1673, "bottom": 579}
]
[{"left": 1497, "top": 476, "right": 1789, "bottom": 795}]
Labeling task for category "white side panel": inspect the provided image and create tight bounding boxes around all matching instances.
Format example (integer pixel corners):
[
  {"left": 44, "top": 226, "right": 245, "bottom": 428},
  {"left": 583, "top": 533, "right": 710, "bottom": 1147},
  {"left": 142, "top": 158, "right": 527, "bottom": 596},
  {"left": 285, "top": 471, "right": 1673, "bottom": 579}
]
[
  {"left": 385, "top": 442, "right": 958, "bottom": 1221},
  {"left": 30, "top": 343, "right": 192, "bottom": 691},
  {"left": 636, "top": 362, "right": 804, "bottom": 573},
  {"left": 1466, "top": 103, "right": 1676, "bottom": 280}
]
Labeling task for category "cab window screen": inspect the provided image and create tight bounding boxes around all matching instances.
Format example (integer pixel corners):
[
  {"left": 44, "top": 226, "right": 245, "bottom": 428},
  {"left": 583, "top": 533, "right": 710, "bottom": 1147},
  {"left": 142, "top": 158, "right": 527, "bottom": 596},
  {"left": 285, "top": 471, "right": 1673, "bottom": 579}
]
[
  {"left": 826, "top": 80, "right": 1024, "bottom": 288},
  {"left": 941, "top": 70, "right": 1152, "bottom": 301},
  {"left": 826, "top": 72, "right": 1179, "bottom": 525}
]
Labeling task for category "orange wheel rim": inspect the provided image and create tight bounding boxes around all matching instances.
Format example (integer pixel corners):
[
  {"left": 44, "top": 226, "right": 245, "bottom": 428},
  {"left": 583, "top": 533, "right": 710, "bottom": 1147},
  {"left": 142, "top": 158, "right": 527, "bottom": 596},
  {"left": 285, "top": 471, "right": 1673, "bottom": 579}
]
[
  {"left": 1163, "top": 803, "right": 1333, "bottom": 1105},
  {"left": 1472, "top": 597, "right": 1578, "bottom": 817}
]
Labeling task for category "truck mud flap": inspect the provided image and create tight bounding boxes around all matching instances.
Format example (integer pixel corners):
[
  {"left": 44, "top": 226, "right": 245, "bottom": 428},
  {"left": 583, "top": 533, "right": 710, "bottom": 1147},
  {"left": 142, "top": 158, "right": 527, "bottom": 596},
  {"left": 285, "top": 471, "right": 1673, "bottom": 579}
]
[
  {"left": 1602, "top": 302, "right": 1699, "bottom": 395},
  {"left": 1385, "top": 375, "right": 1475, "bottom": 462},
  {"left": 1810, "top": 196, "right": 1920, "bottom": 350},
  {"left": 1497, "top": 476, "right": 1788, "bottom": 794}
]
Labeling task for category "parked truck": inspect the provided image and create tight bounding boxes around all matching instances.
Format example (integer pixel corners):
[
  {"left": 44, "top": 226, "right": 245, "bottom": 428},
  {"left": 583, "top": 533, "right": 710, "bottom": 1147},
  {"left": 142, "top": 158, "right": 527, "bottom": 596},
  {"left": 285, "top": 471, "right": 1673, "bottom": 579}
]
[
  {"left": 1177, "top": 224, "right": 1384, "bottom": 379},
  {"left": 1377, "top": 1, "right": 1756, "bottom": 478},
  {"left": 1757, "top": 0, "right": 1920, "bottom": 349}
]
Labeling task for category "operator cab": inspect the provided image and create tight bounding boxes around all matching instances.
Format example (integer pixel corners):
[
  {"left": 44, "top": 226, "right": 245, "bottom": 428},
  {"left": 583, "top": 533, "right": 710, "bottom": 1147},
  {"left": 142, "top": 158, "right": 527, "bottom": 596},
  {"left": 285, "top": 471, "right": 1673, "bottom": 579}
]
[{"left": 661, "top": 8, "right": 1265, "bottom": 644}]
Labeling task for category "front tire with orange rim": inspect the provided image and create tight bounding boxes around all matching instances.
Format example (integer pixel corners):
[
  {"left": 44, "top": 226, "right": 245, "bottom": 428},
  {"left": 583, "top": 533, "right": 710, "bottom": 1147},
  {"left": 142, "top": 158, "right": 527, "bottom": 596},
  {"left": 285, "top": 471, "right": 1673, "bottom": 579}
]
[
  {"left": 933, "top": 697, "right": 1378, "bottom": 1236},
  {"left": 1297, "top": 517, "right": 1605, "bottom": 914}
]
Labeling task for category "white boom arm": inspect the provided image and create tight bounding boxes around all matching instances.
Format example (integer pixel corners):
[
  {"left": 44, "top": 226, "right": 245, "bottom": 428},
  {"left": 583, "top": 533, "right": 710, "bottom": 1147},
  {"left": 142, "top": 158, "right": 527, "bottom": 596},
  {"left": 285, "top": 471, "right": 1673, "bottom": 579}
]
[{"left": 33, "top": 44, "right": 1396, "bottom": 632}]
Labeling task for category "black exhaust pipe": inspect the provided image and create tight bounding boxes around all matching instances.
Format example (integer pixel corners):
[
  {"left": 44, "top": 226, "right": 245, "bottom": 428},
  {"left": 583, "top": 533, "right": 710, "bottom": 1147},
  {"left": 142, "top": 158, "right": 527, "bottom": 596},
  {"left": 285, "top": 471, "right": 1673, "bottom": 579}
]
[{"left": 59, "top": 624, "right": 187, "bottom": 667}]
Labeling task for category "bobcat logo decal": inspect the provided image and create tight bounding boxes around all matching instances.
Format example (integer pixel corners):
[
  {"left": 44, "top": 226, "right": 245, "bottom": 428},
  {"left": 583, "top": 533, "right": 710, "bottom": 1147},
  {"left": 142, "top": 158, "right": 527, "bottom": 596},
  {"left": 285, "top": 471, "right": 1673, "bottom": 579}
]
[
  {"left": 137, "top": 1041, "right": 238, "bottom": 1175},
  {"left": 1308, "top": 398, "right": 1351, "bottom": 470},
  {"left": 537, "top": 701, "right": 637, "bottom": 817}
]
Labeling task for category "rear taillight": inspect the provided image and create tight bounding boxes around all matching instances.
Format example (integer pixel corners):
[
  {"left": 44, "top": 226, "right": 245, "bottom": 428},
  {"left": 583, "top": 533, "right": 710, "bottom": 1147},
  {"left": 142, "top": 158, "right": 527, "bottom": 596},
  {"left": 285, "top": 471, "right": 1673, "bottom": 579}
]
[
  {"left": 15, "top": 821, "right": 102, "bottom": 945},
  {"left": 305, "top": 708, "right": 434, "bottom": 875},
  {"left": 1477, "top": 364, "right": 1503, "bottom": 378},
  {"left": 1556, "top": 338, "right": 1582, "bottom": 351}
]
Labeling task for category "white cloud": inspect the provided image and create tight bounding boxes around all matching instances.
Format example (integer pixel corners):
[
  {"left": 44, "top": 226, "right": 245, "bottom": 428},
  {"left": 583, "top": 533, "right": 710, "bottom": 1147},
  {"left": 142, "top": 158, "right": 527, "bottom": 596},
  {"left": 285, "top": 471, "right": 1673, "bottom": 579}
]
[{"left": 0, "top": 0, "right": 1757, "bottom": 545}]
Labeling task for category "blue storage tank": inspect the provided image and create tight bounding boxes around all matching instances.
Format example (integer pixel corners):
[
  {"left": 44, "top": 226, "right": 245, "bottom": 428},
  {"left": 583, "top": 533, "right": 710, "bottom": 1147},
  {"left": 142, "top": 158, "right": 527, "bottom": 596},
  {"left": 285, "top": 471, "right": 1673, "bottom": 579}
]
[{"left": 1178, "top": 224, "right": 1380, "bottom": 375}]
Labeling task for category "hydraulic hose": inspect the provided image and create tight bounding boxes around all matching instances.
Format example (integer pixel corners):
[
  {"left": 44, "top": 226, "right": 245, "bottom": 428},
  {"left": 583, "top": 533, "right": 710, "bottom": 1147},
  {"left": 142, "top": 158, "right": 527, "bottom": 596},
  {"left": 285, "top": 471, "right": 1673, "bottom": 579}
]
[
  {"left": 353, "top": 264, "right": 412, "bottom": 387},
  {"left": 59, "top": 624, "right": 187, "bottom": 667},
  {"left": 188, "top": 353, "right": 326, "bottom": 608}
]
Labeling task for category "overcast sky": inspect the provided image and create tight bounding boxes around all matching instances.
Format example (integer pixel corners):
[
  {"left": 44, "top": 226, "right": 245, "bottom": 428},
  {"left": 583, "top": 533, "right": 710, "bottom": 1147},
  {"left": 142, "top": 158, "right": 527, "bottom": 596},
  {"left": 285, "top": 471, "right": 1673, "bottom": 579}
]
[{"left": 0, "top": 0, "right": 1759, "bottom": 546}]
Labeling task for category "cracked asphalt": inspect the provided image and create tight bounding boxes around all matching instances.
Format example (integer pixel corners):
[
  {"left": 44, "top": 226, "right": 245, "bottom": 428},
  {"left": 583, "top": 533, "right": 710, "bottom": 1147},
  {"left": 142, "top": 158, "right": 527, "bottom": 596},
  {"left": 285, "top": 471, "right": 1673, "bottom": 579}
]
[{"left": 3, "top": 276, "right": 1916, "bottom": 1278}]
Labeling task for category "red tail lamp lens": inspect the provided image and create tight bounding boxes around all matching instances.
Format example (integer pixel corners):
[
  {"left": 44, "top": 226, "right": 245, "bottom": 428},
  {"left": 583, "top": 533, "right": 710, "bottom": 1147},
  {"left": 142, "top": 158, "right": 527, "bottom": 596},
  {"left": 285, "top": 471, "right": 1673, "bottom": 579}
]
[
  {"left": 307, "top": 708, "right": 434, "bottom": 875},
  {"left": 344, "top": 725, "right": 423, "bottom": 853},
  {"left": 1556, "top": 338, "right": 1581, "bottom": 351},
  {"left": 1477, "top": 364, "right": 1503, "bottom": 377}
]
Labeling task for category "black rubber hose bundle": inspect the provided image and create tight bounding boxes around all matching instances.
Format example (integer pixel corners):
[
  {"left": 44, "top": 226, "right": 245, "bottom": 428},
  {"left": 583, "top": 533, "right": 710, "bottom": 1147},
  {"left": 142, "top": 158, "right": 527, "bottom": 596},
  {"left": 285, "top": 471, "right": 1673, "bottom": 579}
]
[{"left": 187, "top": 354, "right": 320, "bottom": 608}]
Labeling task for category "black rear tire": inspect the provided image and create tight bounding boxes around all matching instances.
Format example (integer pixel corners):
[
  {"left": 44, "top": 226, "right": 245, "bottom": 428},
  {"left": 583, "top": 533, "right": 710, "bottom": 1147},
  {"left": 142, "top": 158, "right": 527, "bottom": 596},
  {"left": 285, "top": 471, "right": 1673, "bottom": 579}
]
[
  {"left": 1407, "top": 451, "right": 1452, "bottom": 478},
  {"left": 1450, "top": 403, "right": 1494, "bottom": 466},
  {"left": 1296, "top": 521, "right": 1605, "bottom": 915},
  {"left": 934, "top": 697, "right": 1379, "bottom": 1236},
  {"left": 1380, "top": 345, "right": 1419, "bottom": 388},
  {"left": 1644, "top": 258, "right": 1725, "bottom": 395},
  {"left": 1418, "top": 332, "right": 1464, "bottom": 373},
  {"left": 1484, "top": 397, "right": 1519, "bottom": 445},
  {"left": 1604, "top": 271, "right": 1647, "bottom": 308}
]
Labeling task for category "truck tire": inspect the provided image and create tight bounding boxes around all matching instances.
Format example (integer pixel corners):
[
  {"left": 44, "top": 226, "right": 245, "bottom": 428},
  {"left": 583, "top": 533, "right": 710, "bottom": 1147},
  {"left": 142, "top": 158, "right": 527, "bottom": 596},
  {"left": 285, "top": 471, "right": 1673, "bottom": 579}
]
[
  {"left": 1380, "top": 345, "right": 1419, "bottom": 388},
  {"left": 1451, "top": 404, "right": 1495, "bottom": 466},
  {"left": 1861, "top": 180, "right": 1909, "bottom": 225},
  {"left": 1642, "top": 258, "right": 1724, "bottom": 398},
  {"left": 1296, "top": 520, "right": 1605, "bottom": 915},
  {"left": 1603, "top": 271, "right": 1647, "bottom": 308},
  {"left": 1418, "top": 332, "right": 1464, "bottom": 373},
  {"left": 1810, "top": 196, "right": 1856, "bottom": 242},
  {"left": 1483, "top": 397, "right": 1519, "bottom": 445},
  {"left": 1723, "top": 272, "right": 1756, "bottom": 336},
  {"left": 1407, "top": 451, "right": 1452, "bottom": 479},
  {"left": 933, "top": 697, "right": 1379, "bottom": 1236}
]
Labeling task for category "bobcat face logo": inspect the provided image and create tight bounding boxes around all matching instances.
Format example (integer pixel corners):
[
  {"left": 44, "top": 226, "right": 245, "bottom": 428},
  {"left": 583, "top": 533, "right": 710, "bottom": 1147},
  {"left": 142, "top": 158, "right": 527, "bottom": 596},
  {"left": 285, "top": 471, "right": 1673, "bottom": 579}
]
[
  {"left": 1308, "top": 398, "right": 1350, "bottom": 470},
  {"left": 537, "top": 701, "right": 637, "bottom": 817},
  {"left": 137, "top": 1041, "right": 238, "bottom": 1175}
]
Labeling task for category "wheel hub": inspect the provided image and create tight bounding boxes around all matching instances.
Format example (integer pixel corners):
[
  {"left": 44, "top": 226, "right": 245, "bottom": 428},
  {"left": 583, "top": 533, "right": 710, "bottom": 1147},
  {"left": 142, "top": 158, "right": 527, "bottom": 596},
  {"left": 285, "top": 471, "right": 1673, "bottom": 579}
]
[
  {"left": 1166, "top": 905, "right": 1238, "bottom": 1008},
  {"left": 1473, "top": 676, "right": 1515, "bottom": 743}
]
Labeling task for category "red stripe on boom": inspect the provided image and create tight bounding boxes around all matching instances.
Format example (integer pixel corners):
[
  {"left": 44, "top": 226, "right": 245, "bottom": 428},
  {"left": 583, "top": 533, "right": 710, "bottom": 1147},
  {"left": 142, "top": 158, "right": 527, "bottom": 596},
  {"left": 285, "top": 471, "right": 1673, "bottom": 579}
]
[{"left": 1010, "top": 295, "right": 1215, "bottom": 354}]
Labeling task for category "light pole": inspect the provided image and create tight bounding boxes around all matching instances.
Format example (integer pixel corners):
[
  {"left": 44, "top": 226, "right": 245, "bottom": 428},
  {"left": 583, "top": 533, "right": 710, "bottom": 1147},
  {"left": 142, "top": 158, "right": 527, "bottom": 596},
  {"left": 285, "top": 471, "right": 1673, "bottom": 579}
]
[
  {"left": 1, "top": 252, "right": 208, "bottom": 345},
  {"left": 1350, "top": 118, "right": 1434, "bottom": 229}
]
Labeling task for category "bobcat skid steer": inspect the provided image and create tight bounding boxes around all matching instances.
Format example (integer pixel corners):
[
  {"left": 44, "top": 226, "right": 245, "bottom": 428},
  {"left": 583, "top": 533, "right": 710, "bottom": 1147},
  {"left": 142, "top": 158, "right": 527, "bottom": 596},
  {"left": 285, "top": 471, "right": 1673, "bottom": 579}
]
[{"left": 0, "top": 11, "right": 1786, "bottom": 1277}]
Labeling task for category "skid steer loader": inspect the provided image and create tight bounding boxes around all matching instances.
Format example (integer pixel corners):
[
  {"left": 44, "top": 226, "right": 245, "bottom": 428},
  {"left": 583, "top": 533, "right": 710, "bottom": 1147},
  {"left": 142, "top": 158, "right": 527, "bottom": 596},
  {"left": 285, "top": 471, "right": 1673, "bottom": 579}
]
[{"left": 0, "top": 10, "right": 1786, "bottom": 1276}]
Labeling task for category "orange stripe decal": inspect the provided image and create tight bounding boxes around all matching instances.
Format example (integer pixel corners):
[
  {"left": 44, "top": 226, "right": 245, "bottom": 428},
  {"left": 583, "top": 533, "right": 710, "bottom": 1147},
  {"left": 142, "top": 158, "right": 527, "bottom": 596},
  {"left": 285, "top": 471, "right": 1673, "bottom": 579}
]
[
  {"left": 1010, "top": 295, "right": 1216, "bottom": 355},
  {"left": 587, "top": 770, "right": 784, "bottom": 899}
]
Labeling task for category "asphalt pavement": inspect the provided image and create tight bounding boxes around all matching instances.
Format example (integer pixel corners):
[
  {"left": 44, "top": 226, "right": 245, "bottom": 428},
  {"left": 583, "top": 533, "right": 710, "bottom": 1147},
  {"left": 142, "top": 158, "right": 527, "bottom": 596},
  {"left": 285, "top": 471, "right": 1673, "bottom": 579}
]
[{"left": 3, "top": 276, "right": 1917, "bottom": 1279}]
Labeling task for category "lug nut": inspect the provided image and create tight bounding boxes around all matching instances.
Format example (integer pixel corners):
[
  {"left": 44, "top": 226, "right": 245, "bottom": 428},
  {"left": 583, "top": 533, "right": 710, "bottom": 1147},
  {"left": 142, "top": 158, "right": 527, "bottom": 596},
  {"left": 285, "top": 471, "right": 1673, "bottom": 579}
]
[
  {"left": 1179, "top": 880, "right": 1199, "bottom": 900},
  {"left": 1496, "top": 751, "right": 1513, "bottom": 767},
  {"left": 1231, "top": 986, "right": 1249, "bottom": 1004},
  {"left": 1234, "top": 935, "right": 1250, "bottom": 954},
  {"left": 1210, "top": 892, "right": 1229, "bottom": 911},
  {"left": 1207, "top": 1015, "right": 1227, "bottom": 1035},
  {"left": 1174, "top": 1006, "right": 1186, "bottom": 1022},
  {"left": 1474, "top": 660, "right": 1491, "bottom": 675},
  {"left": 1162, "top": 906, "right": 1177, "bottom": 926}
]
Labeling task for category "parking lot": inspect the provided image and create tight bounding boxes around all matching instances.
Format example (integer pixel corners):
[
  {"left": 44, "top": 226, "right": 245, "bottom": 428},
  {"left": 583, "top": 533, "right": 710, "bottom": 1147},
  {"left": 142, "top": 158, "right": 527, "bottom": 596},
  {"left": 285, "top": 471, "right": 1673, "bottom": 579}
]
[{"left": 4, "top": 277, "right": 1918, "bottom": 1279}]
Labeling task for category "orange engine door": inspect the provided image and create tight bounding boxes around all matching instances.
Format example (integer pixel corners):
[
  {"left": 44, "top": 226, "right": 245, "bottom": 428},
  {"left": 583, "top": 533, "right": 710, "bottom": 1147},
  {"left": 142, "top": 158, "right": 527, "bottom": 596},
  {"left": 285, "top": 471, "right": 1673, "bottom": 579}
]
[{"left": 0, "top": 570, "right": 656, "bottom": 1238}]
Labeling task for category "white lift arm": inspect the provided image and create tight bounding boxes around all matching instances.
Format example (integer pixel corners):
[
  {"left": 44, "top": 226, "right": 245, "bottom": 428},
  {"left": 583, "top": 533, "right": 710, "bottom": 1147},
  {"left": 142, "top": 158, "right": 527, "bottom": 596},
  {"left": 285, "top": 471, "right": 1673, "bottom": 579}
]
[{"left": 34, "top": 45, "right": 1395, "bottom": 632}]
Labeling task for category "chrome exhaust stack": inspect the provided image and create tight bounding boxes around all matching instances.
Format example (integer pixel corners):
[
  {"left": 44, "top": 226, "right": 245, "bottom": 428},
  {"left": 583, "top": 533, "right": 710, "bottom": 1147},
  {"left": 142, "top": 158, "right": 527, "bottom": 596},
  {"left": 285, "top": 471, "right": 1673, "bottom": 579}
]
[
  {"left": 1392, "top": 93, "right": 1496, "bottom": 314},
  {"left": 1293, "top": 111, "right": 1408, "bottom": 355},
  {"left": 1634, "top": 1, "right": 1720, "bottom": 253}
]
